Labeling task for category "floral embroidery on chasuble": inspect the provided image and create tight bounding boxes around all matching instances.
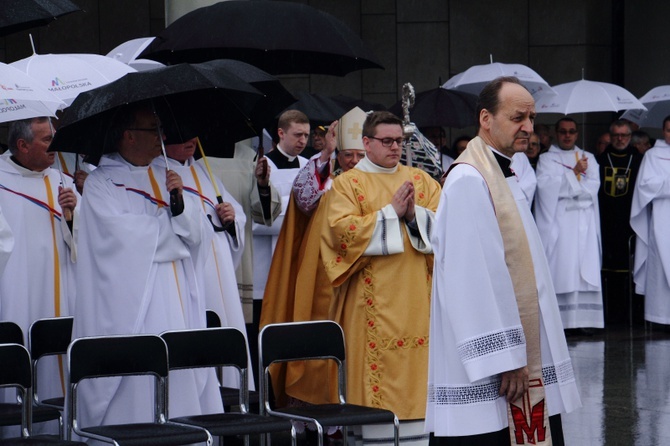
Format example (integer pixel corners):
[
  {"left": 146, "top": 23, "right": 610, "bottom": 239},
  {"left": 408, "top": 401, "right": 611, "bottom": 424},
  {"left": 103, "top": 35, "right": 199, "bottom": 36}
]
[{"left": 321, "top": 165, "right": 438, "bottom": 420}]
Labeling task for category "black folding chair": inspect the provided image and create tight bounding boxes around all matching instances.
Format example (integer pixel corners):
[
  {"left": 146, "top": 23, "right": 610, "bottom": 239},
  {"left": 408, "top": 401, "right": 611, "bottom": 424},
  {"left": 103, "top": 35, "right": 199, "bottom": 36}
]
[
  {"left": 0, "top": 342, "right": 84, "bottom": 445},
  {"left": 66, "top": 334, "right": 212, "bottom": 445},
  {"left": 205, "top": 310, "right": 260, "bottom": 411},
  {"left": 29, "top": 317, "right": 73, "bottom": 411},
  {"left": 0, "top": 321, "right": 63, "bottom": 438},
  {"left": 259, "top": 321, "right": 399, "bottom": 446},
  {"left": 161, "top": 327, "right": 296, "bottom": 446}
]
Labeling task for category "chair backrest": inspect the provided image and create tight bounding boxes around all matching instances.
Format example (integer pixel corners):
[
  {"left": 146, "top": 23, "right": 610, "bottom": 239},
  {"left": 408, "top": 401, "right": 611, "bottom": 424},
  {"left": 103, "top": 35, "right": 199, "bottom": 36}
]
[
  {"left": 259, "top": 320, "right": 346, "bottom": 368},
  {"left": 67, "top": 334, "right": 169, "bottom": 430},
  {"left": 68, "top": 334, "right": 169, "bottom": 385},
  {"left": 0, "top": 321, "right": 24, "bottom": 345},
  {"left": 29, "top": 316, "right": 74, "bottom": 360},
  {"left": 206, "top": 309, "right": 222, "bottom": 328},
  {"left": 0, "top": 343, "right": 35, "bottom": 437},
  {"left": 161, "top": 327, "right": 247, "bottom": 371}
]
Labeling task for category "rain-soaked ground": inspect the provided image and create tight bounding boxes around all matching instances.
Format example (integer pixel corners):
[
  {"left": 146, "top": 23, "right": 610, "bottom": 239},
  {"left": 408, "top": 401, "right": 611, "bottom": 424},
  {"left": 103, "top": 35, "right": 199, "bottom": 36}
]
[{"left": 562, "top": 324, "right": 670, "bottom": 446}]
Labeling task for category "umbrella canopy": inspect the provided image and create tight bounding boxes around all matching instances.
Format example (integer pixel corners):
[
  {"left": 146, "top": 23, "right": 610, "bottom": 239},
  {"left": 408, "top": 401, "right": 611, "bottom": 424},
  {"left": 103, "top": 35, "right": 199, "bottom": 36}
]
[
  {"left": 388, "top": 87, "right": 478, "bottom": 128},
  {"left": 106, "top": 36, "right": 163, "bottom": 72},
  {"left": 140, "top": 0, "right": 383, "bottom": 76},
  {"left": 0, "top": 62, "right": 65, "bottom": 123},
  {"left": 10, "top": 52, "right": 136, "bottom": 107},
  {"left": 620, "top": 85, "right": 670, "bottom": 129},
  {"left": 534, "top": 79, "right": 647, "bottom": 115},
  {"left": 444, "top": 61, "right": 555, "bottom": 98},
  {"left": 50, "top": 61, "right": 264, "bottom": 163},
  {"left": 331, "top": 94, "right": 386, "bottom": 112},
  {"left": 284, "top": 91, "right": 349, "bottom": 125},
  {"left": 0, "top": 0, "right": 81, "bottom": 37}
]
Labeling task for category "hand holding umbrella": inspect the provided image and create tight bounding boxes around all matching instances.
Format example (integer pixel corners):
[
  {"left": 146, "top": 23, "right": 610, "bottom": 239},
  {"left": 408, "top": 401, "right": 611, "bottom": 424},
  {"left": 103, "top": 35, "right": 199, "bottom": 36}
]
[{"left": 195, "top": 137, "right": 234, "bottom": 232}]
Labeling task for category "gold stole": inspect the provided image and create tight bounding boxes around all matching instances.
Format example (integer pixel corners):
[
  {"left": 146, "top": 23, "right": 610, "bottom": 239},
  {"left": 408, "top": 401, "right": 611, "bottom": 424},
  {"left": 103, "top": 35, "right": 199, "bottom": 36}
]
[{"left": 455, "top": 137, "right": 552, "bottom": 445}]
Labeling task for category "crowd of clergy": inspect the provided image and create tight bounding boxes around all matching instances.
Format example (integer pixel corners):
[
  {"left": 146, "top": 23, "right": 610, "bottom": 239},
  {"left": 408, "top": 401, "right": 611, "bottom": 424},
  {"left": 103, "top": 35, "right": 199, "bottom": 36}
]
[{"left": 1, "top": 77, "right": 669, "bottom": 445}]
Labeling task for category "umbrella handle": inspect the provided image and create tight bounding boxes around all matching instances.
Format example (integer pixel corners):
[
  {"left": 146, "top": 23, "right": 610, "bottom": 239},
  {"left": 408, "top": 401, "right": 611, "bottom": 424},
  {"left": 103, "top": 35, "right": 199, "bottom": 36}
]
[
  {"left": 207, "top": 195, "right": 230, "bottom": 232},
  {"left": 170, "top": 189, "right": 184, "bottom": 215}
]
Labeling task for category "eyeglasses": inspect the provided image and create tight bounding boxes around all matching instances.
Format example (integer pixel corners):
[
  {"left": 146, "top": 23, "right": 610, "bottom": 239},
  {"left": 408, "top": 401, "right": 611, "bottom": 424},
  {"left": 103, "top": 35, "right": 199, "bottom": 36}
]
[
  {"left": 367, "top": 136, "right": 404, "bottom": 147},
  {"left": 557, "top": 129, "right": 578, "bottom": 135},
  {"left": 128, "top": 127, "right": 163, "bottom": 133},
  {"left": 610, "top": 132, "right": 631, "bottom": 139}
]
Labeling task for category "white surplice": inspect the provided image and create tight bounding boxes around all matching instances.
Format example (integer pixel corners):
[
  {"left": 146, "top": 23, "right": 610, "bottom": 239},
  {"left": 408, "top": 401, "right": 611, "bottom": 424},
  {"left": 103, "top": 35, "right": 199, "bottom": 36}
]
[
  {"left": 206, "top": 141, "right": 281, "bottom": 322},
  {"left": 512, "top": 151, "right": 537, "bottom": 207},
  {"left": 252, "top": 153, "right": 307, "bottom": 300},
  {"left": 73, "top": 153, "right": 221, "bottom": 432},
  {"left": 153, "top": 155, "right": 254, "bottom": 389},
  {"left": 535, "top": 145, "right": 604, "bottom": 329},
  {"left": 0, "top": 154, "right": 77, "bottom": 435},
  {"left": 426, "top": 163, "right": 581, "bottom": 437},
  {"left": 631, "top": 140, "right": 670, "bottom": 324}
]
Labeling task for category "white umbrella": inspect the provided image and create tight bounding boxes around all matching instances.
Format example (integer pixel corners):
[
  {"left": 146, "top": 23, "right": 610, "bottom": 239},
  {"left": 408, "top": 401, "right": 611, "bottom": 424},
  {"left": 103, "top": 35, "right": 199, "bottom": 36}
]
[
  {"left": 106, "top": 37, "right": 155, "bottom": 64},
  {"left": 106, "top": 37, "right": 163, "bottom": 72},
  {"left": 620, "top": 85, "right": 670, "bottom": 129},
  {"left": 534, "top": 79, "right": 646, "bottom": 115},
  {"left": 0, "top": 61, "right": 65, "bottom": 123},
  {"left": 443, "top": 57, "right": 556, "bottom": 98},
  {"left": 10, "top": 52, "right": 136, "bottom": 107}
]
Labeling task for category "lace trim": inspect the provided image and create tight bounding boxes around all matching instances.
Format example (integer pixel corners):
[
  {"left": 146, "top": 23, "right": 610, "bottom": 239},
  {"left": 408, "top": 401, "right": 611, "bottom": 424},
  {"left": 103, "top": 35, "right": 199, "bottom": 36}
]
[
  {"left": 457, "top": 327, "right": 525, "bottom": 363},
  {"left": 428, "top": 379, "right": 502, "bottom": 405}
]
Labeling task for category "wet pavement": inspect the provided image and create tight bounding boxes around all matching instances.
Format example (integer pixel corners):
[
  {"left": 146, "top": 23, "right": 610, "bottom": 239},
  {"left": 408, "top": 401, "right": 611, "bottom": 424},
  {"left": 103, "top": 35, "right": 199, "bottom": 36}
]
[{"left": 562, "top": 324, "right": 670, "bottom": 446}]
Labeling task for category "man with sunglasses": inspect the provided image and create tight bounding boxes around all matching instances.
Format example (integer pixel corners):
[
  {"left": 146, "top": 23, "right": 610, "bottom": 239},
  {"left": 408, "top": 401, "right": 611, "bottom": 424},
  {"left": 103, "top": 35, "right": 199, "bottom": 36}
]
[
  {"left": 320, "top": 111, "right": 441, "bottom": 446},
  {"left": 535, "top": 117, "right": 604, "bottom": 334}
]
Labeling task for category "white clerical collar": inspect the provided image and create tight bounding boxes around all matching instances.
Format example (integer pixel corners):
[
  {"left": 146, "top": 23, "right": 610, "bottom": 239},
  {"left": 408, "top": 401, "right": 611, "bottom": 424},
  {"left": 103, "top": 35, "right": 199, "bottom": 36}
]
[
  {"left": 549, "top": 144, "right": 582, "bottom": 153},
  {"left": 6, "top": 156, "right": 48, "bottom": 178},
  {"left": 275, "top": 145, "right": 297, "bottom": 162},
  {"left": 489, "top": 146, "right": 512, "bottom": 161},
  {"left": 355, "top": 156, "right": 398, "bottom": 174},
  {"left": 653, "top": 139, "right": 670, "bottom": 149}
]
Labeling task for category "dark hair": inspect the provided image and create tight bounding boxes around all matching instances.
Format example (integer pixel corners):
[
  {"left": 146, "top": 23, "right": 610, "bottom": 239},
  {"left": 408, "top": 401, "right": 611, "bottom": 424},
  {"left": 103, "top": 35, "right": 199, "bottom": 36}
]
[
  {"left": 476, "top": 76, "right": 524, "bottom": 119},
  {"left": 278, "top": 109, "right": 309, "bottom": 131},
  {"left": 105, "top": 100, "right": 154, "bottom": 152},
  {"left": 555, "top": 117, "right": 578, "bottom": 133},
  {"left": 362, "top": 111, "right": 402, "bottom": 138},
  {"left": 451, "top": 135, "right": 472, "bottom": 154},
  {"left": 609, "top": 119, "right": 632, "bottom": 134}
]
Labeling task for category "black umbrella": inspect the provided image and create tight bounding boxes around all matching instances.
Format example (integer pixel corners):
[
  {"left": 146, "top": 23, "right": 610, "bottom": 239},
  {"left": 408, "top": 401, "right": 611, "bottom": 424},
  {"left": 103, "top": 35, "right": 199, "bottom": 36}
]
[
  {"left": 284, "top": 91, "right": 349, "bottom": 125},
  {"left": 50, "top": 61, "right": 263, "bottom": 163},
  {"left": 204, "top": 59, "right": 295, "bottom": 130},
  {"left": 388, "top": 87, "right": 478, "bottom": 129},
  {"left": 331, "top": 94, "right": 387, "bottom": 112},
  {"left": 0, "top": 0, "right": 81, "bottom": 37},
  {"left": 140, "top": 0, "right": 383, "bottom": 76}
]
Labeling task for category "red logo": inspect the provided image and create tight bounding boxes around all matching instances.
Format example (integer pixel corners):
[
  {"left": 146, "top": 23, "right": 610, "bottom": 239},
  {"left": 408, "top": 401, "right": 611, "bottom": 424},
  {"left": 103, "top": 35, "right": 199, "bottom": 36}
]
[{"left": 510, "top": 399, "right": 547, "bottom": 444}]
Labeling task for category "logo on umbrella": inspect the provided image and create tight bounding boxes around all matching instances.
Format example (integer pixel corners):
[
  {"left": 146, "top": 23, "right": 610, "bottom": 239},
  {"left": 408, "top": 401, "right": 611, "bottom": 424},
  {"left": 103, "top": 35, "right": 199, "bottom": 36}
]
[
  {"left": 50, "top": 77, "right": 93, "bottom": 91},
  {"left": 1, "top": 100, "right": 26, "bottom": 114}
]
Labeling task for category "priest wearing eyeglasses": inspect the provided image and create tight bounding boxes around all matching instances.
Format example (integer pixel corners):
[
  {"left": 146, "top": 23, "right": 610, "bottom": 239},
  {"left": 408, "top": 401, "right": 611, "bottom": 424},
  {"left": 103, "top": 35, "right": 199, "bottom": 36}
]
[
  {"left": 534, "top": 117, "right": 604, "bottom": 333},
  {"left": 320, "top": 111, "right": 441, "bottom": 446}
]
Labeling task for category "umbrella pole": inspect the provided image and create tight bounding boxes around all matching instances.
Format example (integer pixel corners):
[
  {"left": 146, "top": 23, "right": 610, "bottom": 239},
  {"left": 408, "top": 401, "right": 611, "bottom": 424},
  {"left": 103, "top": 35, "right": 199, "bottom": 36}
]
[
  {"left": 157, "top": 126, "right": 184, "bottom": 215},
  {"left": 196, "top": 137, "right": 228, "bottom": 233},
  {"left": 196, "top": 137, "right": 223, "bottom": 203},
  {"left": 150, "top": 102, "right": 184, "bottom": 215},
  {"left": 48, "top": 118, "right": 72, "bottom": 222}
]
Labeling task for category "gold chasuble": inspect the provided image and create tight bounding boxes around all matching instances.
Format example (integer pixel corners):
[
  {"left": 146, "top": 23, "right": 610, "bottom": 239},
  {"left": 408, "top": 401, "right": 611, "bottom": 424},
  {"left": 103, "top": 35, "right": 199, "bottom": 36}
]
[
  {"left": 455, "top": 137, "right": 552, "bottom": 445},
  {"left": 260, "top": 193, "right": 339, "bottom": 406},
  {"left": 320, "top": 163, "right": 440, "bottom": 420}
]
